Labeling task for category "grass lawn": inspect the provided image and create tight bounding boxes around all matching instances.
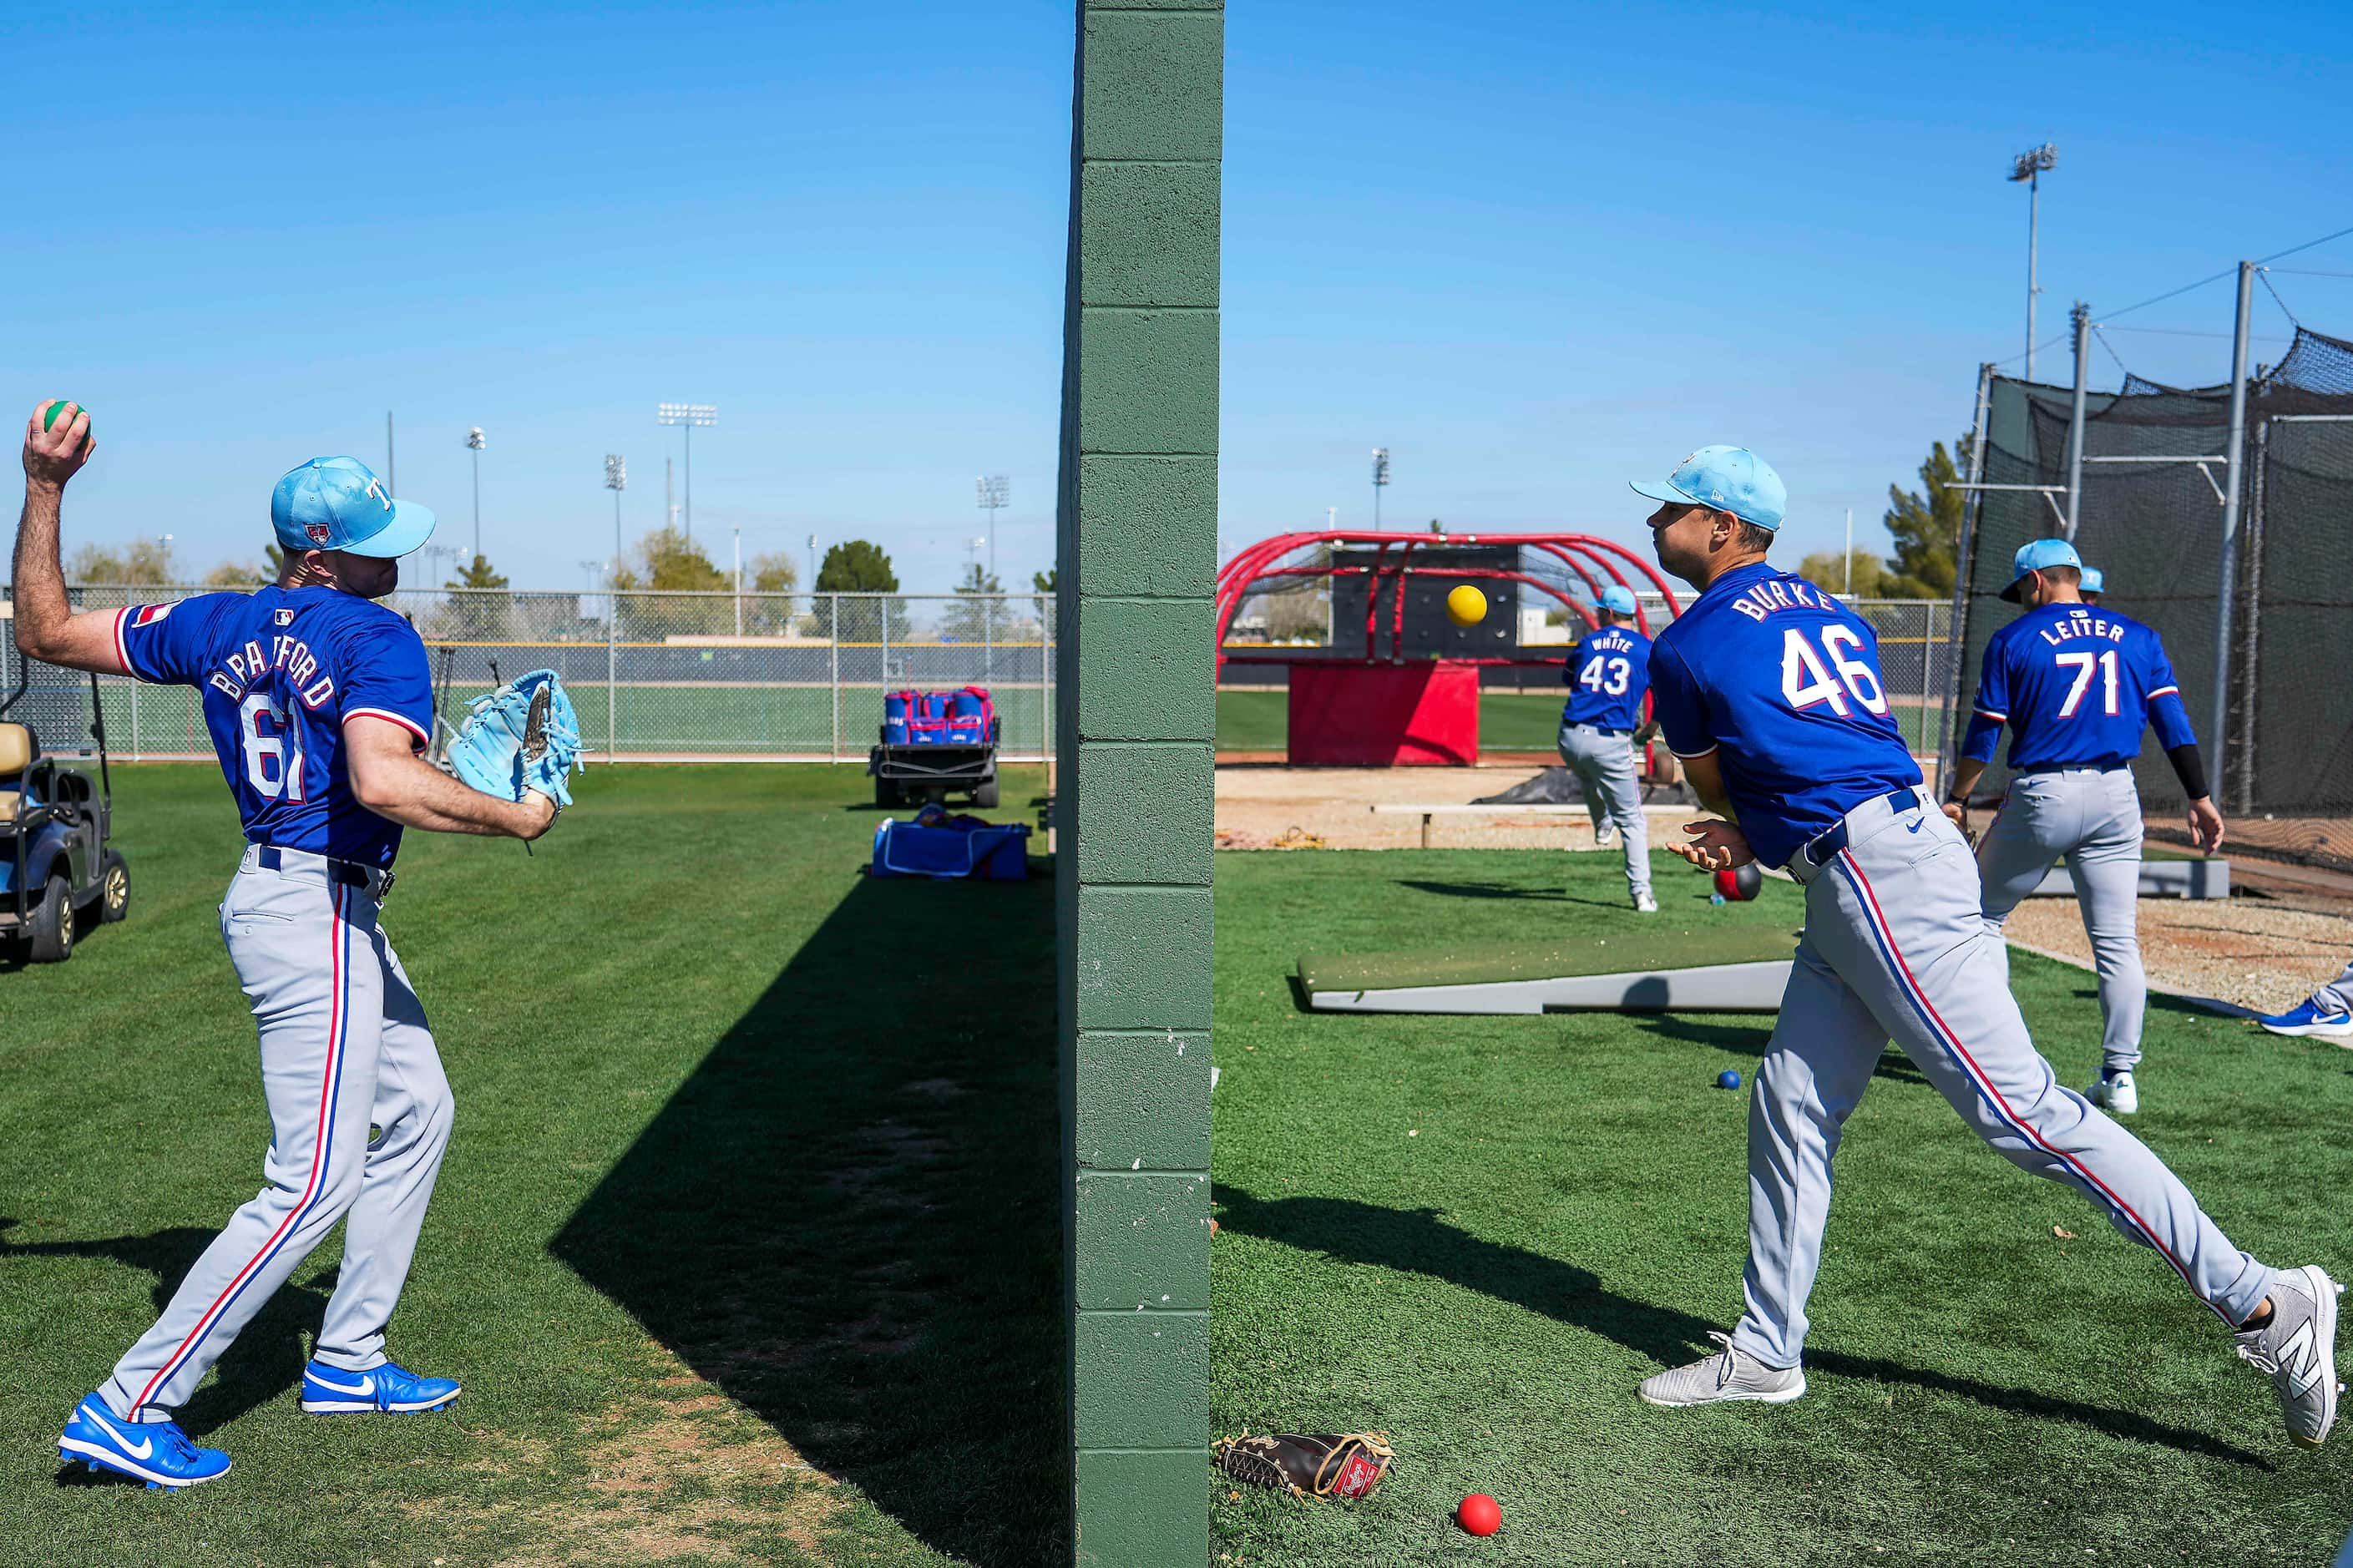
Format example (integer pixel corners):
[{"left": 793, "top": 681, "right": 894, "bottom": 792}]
[
  {"left": 0, "top": 763, "right": 1062, "bottom": 1566},
  {"left": 1211, "top": 847, "right": 2353, "bottom": 1565},
  {"left": 1217, "top": 688, "right": 1946, "bottom": 756}
]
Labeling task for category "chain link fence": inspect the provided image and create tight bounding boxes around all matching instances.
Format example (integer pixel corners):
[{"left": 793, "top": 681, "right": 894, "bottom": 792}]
[{"left": 3, "top": 588, "right": 1056, "bottom": 764}]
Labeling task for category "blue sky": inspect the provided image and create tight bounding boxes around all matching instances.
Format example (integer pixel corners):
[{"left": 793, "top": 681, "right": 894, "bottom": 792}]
[{"left": 5, "top": 1, "right": 2349, "bottom": 594}]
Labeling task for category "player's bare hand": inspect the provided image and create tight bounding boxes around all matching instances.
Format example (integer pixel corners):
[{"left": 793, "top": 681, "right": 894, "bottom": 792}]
[
  {"left": 1941, "top": 801, "right": 1967, "bottom": 833},
  {"left": 23, "top": 401, "right": 95, "bottom": 489},
  {"left": 2186, "top": 797, "right": 2225, "bottom": 856},
  {"left": 519, "top": 790, "right": 559, "bottom": 842},
  {"left": 1672, "top": 818, "right": 1753, "bottom": 872}
]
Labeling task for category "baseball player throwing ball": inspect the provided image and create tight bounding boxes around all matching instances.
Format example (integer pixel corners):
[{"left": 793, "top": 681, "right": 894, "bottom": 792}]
[
  {"left": 12, "top": 406, "right": 579, "bottom": 1490},
  {"left": 1945, "top": 538, "right": 2223, "bottom": 1116},
  {"left": 1559, "top": 584, "right": 1656, "bottom": 912},
  {"left": 1624, "top": 445, "right": 2339, "bottom": 1447}
]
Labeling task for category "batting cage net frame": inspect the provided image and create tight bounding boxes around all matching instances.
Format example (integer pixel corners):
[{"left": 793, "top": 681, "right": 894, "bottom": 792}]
[
  {"left": 0, "top": 589, "right": 1057, "bottom": 766},
  {"left": 1944, "top": 324, "right": 2353, "bottom": 872},
  {"left": 1217, "top": 532, "right": 1961, "bottom": 757}
]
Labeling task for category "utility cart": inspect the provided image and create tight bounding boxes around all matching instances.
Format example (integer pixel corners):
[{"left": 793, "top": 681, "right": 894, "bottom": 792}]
[{"left": 868, "top": 686, "right": 1001, "bottom": 809}]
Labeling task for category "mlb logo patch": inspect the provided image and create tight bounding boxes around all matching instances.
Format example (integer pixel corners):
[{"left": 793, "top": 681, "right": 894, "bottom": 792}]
[
  {"left": 275, "top": 609, "right": 296, "bottom": 626},
  {"left": 131, "top": 604, "right": 173, "bottom": 628},
  {"left": 306, "top": 523, "right": 331, "bottom": 544}
]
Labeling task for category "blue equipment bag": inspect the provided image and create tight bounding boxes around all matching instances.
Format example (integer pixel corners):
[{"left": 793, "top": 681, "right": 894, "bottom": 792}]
[
  {"left": 882, "top": 690, "right": 915, "bottom": 745},
  {"left": 870, "top": 812, "right": 1030, "bottom": 880}
]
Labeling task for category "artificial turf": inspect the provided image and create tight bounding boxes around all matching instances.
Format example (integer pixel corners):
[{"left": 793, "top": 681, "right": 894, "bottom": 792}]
[
  {"left": 1210, "top": 846, "right": 2353, "bottom": 1565},
  {"left": 0, "top": 763, "right": 1063, "bottom": 1566}
]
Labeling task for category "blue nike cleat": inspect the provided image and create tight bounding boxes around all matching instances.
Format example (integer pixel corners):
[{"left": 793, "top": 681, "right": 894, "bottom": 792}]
[
  {"left": 2257, "top": 999, "right": 2353, "bottom": 1041},
  {"left": 300, "top": 1358, "right": 461, "bottom": 1414},
  {"left": 58, "top": 1393, "right": 231, "bottom": 1490}
]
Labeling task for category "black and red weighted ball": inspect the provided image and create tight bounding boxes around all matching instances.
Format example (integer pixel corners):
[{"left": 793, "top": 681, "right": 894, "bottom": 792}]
[{"left": 1712, "top": 862, "right": 1763, "bottom": 902}]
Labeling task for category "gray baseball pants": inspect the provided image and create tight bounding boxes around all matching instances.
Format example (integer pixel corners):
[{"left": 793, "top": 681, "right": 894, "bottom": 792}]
[
  {"left": 1729, "top": 787, "right": 2271, "bottom": 1370},
  {"left": 102, "top": 847, "right": 453, "bottom": 1420},
  {"left": 2315, "top": 961, "right": 2353, "bottom": 1015},
  {"left": 1557, "top": 721, "right": 1650, "bottom": 900},
  {"left": 1976, "top": 766, "right": 2147, "bottom": 1075}
]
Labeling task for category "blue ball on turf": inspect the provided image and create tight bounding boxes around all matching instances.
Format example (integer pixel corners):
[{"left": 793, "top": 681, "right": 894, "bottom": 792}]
[{"left": 1718, "top": 1070, "right": 1743, "bottom": 1090}]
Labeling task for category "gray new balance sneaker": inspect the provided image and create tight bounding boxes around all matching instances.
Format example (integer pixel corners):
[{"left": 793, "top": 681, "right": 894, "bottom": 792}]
[
  {"left": 1638, "top": 1333, "right": 1806, "bottom": 1409},
  {"left": 2236, "top": 1264, "right": 2343, "bottom": 1447}
]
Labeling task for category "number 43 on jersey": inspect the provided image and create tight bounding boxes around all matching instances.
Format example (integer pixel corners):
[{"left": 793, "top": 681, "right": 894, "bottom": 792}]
[{"left": 1779, "top": 626, "right": 1888, "bottom": 716}]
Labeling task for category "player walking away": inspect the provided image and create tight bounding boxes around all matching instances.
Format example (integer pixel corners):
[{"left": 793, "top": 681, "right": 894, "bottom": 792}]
[
  {"left": 12, "top": 407, "right": 559, "bottom": 1490},
  {"left": 2079, "top": 564, "right": 2104, "bottom": 604},
  {"left": 1943, "top": 539, "right": 2224, "bottom": 1118},
  {"left": 1559, "top": 583, "right": 1656, "bottom": 912},
  {"left": 2256, "top": 959, "right": 2353, "bottom": 1040},
  {"left": 1622, "top": 444, "right": 2340, "bottom": 1447}
]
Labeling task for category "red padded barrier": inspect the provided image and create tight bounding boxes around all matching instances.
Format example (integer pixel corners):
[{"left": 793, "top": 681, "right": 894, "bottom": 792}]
[{"left": 1287, "top": 660, "right": 1480, "bottom": 766}]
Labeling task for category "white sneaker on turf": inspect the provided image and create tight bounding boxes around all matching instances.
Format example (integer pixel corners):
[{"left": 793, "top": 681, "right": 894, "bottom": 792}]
[
  {"left": 2236, "top": 1264, "right": 2343, "bottom": 1447},
  {"left": 2084, "top": 1070, "right": 2138, "bottom": 1116},
  {"left": 1633, "top": 891, "right": 1658, "bottom": 913},
  {"left": 1639, "top": 1333, "right": 1806, "bottom": 1408}
]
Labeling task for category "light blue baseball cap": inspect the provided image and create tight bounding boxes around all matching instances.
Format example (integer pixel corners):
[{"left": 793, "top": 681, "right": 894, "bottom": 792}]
[
  {"left": 271, "top": 457, "right": 436, "bottom": 559},
  {"left": 1631, "top": 445, "right": 1787, "bottom": 531},
  {"left": 1599, "top": 584, "right": 1638, "bottom": 615},
  {"left": 2000, "top": 536, "right": 2083, "bottom": 602},
  {"left": 2080, "top": 565, "right": 2105, "bottom": 595}
]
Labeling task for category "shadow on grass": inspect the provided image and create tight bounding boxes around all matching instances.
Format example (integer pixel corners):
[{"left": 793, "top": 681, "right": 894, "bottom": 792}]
[
  {"left": 1212, "top": 1185, "right": 2266, "bottom": 1469},
  {"left": 550, "top": 873, "right": 1066, "bottom": 1566},
  {"left": 1632, "top": 1017, "right": 1930, "bottom": 1087},
  {"left": 0, "top": 1221, "right": 330, "bottom": 1456}
]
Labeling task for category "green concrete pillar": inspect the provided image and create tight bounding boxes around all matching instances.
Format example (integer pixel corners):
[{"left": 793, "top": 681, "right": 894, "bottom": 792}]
[{"left": 1055, "top": 3, "right": 1219, "bottom": 1564}]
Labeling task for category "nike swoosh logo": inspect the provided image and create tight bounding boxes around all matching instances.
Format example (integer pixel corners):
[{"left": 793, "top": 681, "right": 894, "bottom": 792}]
[
  {"left": 83, "top": 1404, "right": 154, "bottom": 1460},
  {"left": 1907, "top": 820, "right": 1924, "bottom": 833},
  {"left": 310, "top": 1372, "right": 376, "bottom": 1396}
]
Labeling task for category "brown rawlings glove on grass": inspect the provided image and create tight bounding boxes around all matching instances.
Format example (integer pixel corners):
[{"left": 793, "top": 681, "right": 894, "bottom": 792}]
[{"left": 1213, "top": 1432, "right": 1394, "bottom": 1500}]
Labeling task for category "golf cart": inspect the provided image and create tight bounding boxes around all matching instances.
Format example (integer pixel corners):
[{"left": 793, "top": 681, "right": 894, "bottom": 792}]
[{"left": 0, "top": 655, "right": 129, "bottom": 964}]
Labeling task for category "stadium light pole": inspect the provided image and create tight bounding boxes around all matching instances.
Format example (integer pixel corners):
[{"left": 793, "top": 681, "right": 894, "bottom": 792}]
[
  {"left": 733, "top": 526, "right": 743, "bottom": 636},
  {"left": 466, "top": 427, "right": 486, "bottom": 560},
  {"left": 2009, "top": 144, "right": 2057, "bottom": 381},
  {"left": 1371, "top": 448, "right": 1390, "bottom": 529},
  {"left": 656, "top": 402, "right": 717, "bottom": 544},
  {"left": 976, "top": 474, "right": 1009, "bottom": 583},
  {"left": 605, "top": 453, "right": 627, "bottom": 584}
]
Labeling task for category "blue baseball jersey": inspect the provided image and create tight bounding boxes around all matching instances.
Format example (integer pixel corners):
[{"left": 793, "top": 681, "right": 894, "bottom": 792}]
[
  {"left": 1561, "top": 625, "right": 1652, "bottom": 731},
  {"left": 1647, "top": 563, "right": 1923, "bottom": 869},
  {"left": 1960, "top": 603, "right": 2195, "bottom": 772},
  {"left": 114, "top": 586, "right": 434, "bottom": 867}
]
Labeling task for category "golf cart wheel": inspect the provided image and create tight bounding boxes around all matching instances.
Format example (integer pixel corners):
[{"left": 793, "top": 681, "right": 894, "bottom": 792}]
[
  {"left": 99, "top": 851, "right": 130, "bottom": 923},
  {"left": 972, "top": 777, "right": 999, "bottom": 809},
  {"left": 874, "top": 774, "right": 900, "bottom": 808},
  {"left": 28, "top": 873, "right": 75, "bottom": 963}
]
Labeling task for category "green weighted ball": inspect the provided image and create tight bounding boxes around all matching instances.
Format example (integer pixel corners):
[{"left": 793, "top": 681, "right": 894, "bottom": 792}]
[{"left": 41, "top": 400, "right": 89, "bottom": 437}]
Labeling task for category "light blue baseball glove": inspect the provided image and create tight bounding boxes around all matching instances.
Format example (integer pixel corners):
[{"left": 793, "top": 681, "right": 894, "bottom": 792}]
[{"left": 448, "top": 669, "right": 582, "bottom": 809}]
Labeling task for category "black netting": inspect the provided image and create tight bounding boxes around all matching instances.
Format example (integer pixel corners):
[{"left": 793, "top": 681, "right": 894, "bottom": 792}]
[{"left": 1952, "top": 326, "right": 2353, "bottom": 871}]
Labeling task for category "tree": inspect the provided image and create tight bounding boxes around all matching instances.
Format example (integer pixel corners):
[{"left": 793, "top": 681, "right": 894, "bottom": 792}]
[
  {"left": 1880, "top": 435, "right": 1973, "bottom": 599},
  {"left": 1031, "top": 568, "right": 1056, "bottom": 595},
  {"left": 814, "top": 540, "right": 898, "bottom": 594},
  {"left": 203, "top": 559, "right": 271, "bottom": 588},
  {"left": 449, "top": 554, "right": 509, "bottom": 590},
  {"left": 944, "top": 562, "right": 1004, "bottom": 645},
  {"left": 66, "top": 539, "right": 175, "bottom": 585},
  {"left": 609, "top": 526, "right": 724, "bottom": 593},
  {"left": 814, "top": 540, "right": 903, "bottom": 648},
  {"left": 1795, "top": 548, "right": 1895, "bottom": 599},
  {"left": 749, "top": 552, "right": 798, "bottom": 594}
]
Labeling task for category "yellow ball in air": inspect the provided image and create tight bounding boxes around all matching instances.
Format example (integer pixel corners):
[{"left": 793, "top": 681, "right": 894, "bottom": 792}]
[{"left": 1445, "top": 584, "right": 1487, "bottom": 627}]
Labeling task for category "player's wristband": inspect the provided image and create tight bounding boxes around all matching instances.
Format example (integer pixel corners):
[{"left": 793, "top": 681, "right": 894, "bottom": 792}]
[{"left": 1943, "top": 792, "right": 1969, "bottom": 807}]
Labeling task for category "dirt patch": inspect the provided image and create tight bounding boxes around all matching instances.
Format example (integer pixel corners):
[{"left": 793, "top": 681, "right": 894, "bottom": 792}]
[
  {"left": 417, "top": 1353, "right": 847, "bottom": 1567},
  {"left": 2004, "top": 890, "right": 2353, "bottom": 1014},
  {"left": 1215, "top": 764, "right": 1705, "bottom": 851}
]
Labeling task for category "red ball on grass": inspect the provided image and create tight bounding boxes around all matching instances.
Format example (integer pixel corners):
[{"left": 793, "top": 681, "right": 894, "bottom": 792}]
[{"left": 1458, "top": 1492, "right": 1501, "bottom": 1536}]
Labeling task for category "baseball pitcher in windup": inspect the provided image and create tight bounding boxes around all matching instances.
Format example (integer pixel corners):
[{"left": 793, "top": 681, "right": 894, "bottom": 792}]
[
  {"left": 1944, "top": 536, "right": 2225, "bottom": 1118},
  {"left": 13, "top": 404, "right": 579, "bottom": 1490},
  {"left": 1622, "top": 444, "right": 2339, "bottom": 1448}
]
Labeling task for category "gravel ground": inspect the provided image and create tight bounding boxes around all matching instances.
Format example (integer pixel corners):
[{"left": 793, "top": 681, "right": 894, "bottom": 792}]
[{"left": 1215, "top": 764, "right": 2351, "bottom": 1011}]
